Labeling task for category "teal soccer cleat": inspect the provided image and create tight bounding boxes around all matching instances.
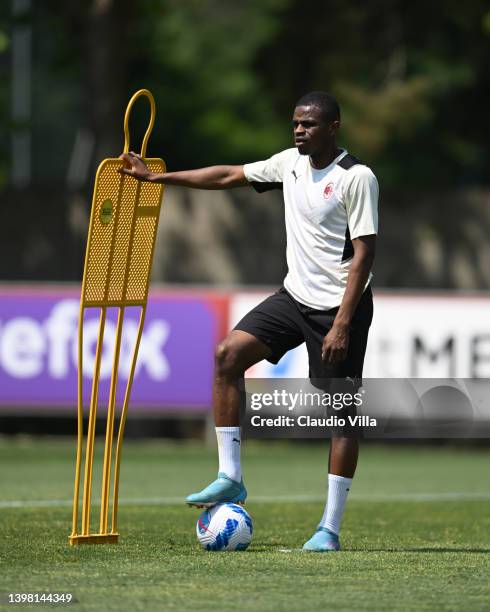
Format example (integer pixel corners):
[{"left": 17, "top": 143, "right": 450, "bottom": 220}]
[
  {"left": 186, "top": 472, "right": 247, "bottom": 508},
  {"left": 302, "top": 527, "right": 341, "bottom": 552}
]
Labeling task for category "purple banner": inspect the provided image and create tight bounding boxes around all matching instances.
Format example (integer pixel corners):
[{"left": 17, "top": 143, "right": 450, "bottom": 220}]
[{"left": 0, "top": 287, "right": 219, "bottom": 411}]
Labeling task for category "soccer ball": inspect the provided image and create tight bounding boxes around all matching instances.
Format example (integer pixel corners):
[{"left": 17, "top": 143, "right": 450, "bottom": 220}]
[{"left": 196, "top": 503, "right": 253, "bottom": 551}]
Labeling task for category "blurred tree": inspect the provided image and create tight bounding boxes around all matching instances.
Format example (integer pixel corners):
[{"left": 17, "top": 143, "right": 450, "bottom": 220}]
[
  {"left": 131, "top": 0, "right": 290, "bottom": 167},
  {"left": 2, "top": 0, "right": 489, "bottom": 186},
  {"left": 0, "top": 10, "right": 9, "bottom": 191},
  {"left": 255, "top": 0, "right": 490, "bottom": 187},
  {"left": 0, "top": 0, "right": 489, "bottom": 284}
]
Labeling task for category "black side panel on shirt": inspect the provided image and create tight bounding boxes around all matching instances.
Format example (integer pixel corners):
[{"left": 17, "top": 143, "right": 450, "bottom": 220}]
[
  {"left": 342, "top": 226, "right": 354, "bottom": 261},
  {"left": 337, "top": 154, "right": 363, "bottom": 170},
  {"left": 339, "top": 154, "right": 362, "bottom": 261},
  {"left": 250, "top": 181, "right": 283, "bottom": 193}
]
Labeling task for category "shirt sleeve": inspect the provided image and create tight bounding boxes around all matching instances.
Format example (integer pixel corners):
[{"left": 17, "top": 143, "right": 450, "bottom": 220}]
[
  {"left": 243, "top": 150, "right": 290, "bottom": 190},
  {"left": 344, "top": 166, "right": 379, "bottom": 238}
]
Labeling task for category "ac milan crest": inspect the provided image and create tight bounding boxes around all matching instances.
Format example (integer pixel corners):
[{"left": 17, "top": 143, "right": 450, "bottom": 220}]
[{"left": 323, "top": 182, "right": 334, "bottom": 199}]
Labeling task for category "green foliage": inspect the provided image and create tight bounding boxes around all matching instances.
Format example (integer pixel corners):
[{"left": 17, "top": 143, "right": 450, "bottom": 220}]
[
  {"left": 0, "top": 30, "right": 9, "bottom": 53},
  {"left": 1, "top": 0, "right": 490, "bottom": 283},
  {"left": 2, "top": 0, "right": 489, "bottom": 184},
  {"left": 338, "top": 77, "right": 433, "bottom": 157},
  {"left": 135, "top": 0, "right": 289, "bottom": 167},
  {"left": 254, "top": 0, "right": 490, "bottom": 187}
]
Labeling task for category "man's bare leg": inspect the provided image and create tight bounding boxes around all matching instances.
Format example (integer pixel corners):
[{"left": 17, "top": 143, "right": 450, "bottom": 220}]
[
  {"left": 186, "top": 330, "right": 271, "bottom": 506},
  {"left": 329, "top": 437, "right": 359, "bottom": 478},
  {"left": 213, "top": 330, "right": 272, "bottom": 426}
]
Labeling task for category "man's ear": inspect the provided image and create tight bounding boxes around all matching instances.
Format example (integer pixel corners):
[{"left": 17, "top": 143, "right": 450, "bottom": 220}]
[{"left": 329, "top": 120, "right": 340, "bottom": 136}]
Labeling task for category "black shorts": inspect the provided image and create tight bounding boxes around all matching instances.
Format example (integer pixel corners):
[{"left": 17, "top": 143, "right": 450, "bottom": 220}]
[
  {"left": 234, "top": 285, "right": 373, "bottom": 381},
  {"left": 234, "top": 286, "right": 373, "bottom": 437}
]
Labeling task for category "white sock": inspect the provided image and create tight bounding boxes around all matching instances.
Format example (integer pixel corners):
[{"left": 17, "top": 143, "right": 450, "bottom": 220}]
[
  {"left": 215, "top": 427, "right": 242, "bottom": 482},
  {"left": 318, "top": 474, "right": 353, "bottom": 535}
]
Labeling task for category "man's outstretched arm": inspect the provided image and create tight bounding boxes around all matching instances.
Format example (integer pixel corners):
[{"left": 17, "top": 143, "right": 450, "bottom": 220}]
[{"left": 118, "top": 152, "right": 248, "bottom": 189}]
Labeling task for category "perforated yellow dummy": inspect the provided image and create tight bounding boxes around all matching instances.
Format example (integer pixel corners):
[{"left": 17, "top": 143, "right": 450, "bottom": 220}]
[{"left": 69, "top": 89, "right": 165, "bottom": 545}]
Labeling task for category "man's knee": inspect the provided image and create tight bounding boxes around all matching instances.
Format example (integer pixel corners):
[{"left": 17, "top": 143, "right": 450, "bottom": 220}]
[
  {"left": 215, "top": 330, "right": 271, "bottom": 379},
  {"left": 215, "top": 338, "right": 243, "bottom": 378}
]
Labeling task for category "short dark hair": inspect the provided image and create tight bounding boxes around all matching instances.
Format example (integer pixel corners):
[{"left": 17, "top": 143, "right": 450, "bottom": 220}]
[{"left": 295, "top": 91, "right": 340, "bottom": 123}]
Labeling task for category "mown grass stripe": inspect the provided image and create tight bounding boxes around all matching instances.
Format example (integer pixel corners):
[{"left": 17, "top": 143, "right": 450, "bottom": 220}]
[{"left": 2, "top": 491, "right": 490, "bottom": 509}]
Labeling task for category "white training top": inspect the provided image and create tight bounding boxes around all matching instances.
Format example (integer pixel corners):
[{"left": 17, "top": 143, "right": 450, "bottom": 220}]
[{"left": 243, "top": 148, "right": 378, "bottom": 310}]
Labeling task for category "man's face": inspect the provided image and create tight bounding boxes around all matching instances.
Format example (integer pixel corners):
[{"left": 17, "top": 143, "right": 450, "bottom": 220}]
[{"left": 292, "top": 105, "right": 338, "bottom": 156}]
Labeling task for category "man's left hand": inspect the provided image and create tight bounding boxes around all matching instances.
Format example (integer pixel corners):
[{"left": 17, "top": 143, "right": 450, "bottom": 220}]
[{"left": 322, "top": 322, "right": 349, "bottom": 364}]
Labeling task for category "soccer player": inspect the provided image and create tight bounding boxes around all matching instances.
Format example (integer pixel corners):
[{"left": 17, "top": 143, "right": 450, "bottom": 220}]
[{"left": 120, "top": 91, "right": 378, "bottom": 552}]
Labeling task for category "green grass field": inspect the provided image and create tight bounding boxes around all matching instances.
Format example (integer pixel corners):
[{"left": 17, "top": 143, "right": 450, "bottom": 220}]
[{"left": 1, "top": 438, "right": 489, "bottom": 611}]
